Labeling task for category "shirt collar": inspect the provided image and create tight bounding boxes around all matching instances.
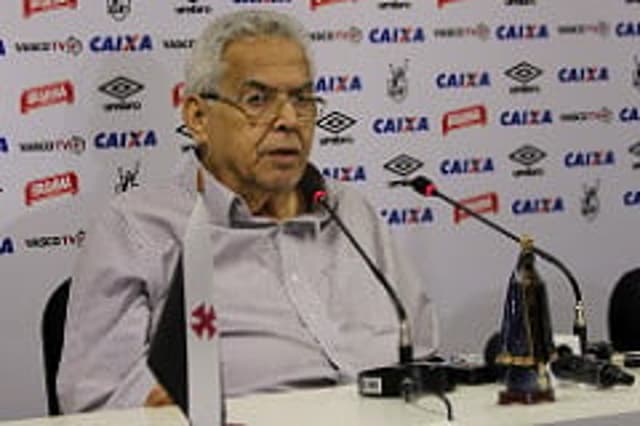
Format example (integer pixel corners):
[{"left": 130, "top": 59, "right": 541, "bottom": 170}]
[{"left": 176, "top": 150, "right": 333, "bottom": 229}]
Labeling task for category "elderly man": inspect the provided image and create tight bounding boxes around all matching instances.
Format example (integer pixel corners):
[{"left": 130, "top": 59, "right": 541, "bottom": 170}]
[{"left": 57, "top": 10, "right": 438, "bottom": 413}]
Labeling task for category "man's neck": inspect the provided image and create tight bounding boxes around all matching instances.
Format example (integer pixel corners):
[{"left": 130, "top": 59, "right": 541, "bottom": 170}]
[{"left": 239, "top": 187, "right": 302, "bottom": 221}]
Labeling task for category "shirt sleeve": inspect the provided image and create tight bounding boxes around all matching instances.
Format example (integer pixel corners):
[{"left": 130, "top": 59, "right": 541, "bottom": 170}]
[{"left": 57, "top": 203, "right": 163, "bottom": 412}]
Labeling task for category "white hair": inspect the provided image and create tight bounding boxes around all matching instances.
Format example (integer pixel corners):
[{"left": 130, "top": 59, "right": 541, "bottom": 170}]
[{"left": 184, "top": 10, "right": 314, "bottom": 96}]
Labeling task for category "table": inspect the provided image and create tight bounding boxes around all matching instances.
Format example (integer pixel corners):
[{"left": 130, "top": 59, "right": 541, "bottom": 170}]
[{"left": 2, "top": 377, "right": 639, "bottom": 425}]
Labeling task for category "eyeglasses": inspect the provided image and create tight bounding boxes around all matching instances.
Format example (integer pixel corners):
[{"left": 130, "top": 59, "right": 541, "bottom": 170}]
[{"left": 200, "top": 83, "right": 326, "bottom": 125}]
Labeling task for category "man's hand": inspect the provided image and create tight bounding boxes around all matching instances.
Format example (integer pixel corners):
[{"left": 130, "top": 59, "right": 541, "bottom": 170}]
[{"left": 144, "top": 384, "right": 174, "bottom": 407}]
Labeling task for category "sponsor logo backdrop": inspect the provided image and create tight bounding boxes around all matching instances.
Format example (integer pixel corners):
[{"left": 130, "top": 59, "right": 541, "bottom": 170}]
[{"left": 1, "top": 0, "right": 638, "bottom": 419}]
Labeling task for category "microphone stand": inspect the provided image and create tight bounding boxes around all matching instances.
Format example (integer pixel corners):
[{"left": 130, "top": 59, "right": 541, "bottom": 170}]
[{"left": 392, "top": 176, "right": 587, "bottom": 355}]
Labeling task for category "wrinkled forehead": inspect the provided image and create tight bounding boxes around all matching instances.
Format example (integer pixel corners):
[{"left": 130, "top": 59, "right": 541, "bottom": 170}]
[{"left": 219, "top": 35, "right": 312, "bottom": 91}]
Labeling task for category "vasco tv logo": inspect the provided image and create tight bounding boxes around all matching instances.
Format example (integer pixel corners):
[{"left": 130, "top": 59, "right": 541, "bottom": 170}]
[
  {"left": 369, "top": 27, "right": 426, "bottom": 44},
  {"left": 495, "top": 24, "right": 550, "bottom": 41},
  {"left": 89, "top": 34, "right": 153, "bottom": 53},
  {"left": 14, "top": 36, "right": 83, "bottom": 56},
  {"left": 442, "top": 105, "right": 488, "bottom": 136},
  {"left": 20, "top": 80, "right": 75, "bottom": 114},
  {"left": 565, "top": 150, "right": 615, "bottom": 168},
  {"left": 98, "top": 76, "right": 144, "bottom": 112},
  {"left": 512, "top": 197, "right": 564, "bottom": 216},
  {"left": 558, "top": 66, "right": 609, "bottom": 84},
  {"left": 557, "top": 21, "right": 610, "bottom": 38},
  {"left": 373, "top": 116, "right": 429, "bottom": 135},
  {"left": 380, "top": 207, "right": 433, "bottom": 226},
  {"left": 95, "top": 130, "right": 158, "bottom": 149},
  {"left": 310, "top": 0, "right": 353, "bottom": 10},
  {"left": 0, "top": 238, "right": 15, "bottom": 256},
  {"left": 509, "top": 144, "right": 546, "bottom": 177},
  {"left": 560, "top": 107, "right": 613, "bottom": 124},
  {"left": 316, "top": 111, "right": 357, "bottom": 146},
  {"left": 433, "top": 24, "right": 491, "bottom": 41},
  {"left": 504, "top": 61, "right": 542, "bottom": 94},
  {"left": 310, "top": 27, "right": 363, "bottom": 44},
  {"left": 314, "top": 75, "right": 363, "bottom": 94},
  {"left": 440, "top": 157, "right": 495, "bottom": 176},
  {"left": 436, "top": 71, "right": 491, "bottom": 90},
  {"left": 20, "top": 135, "right": 86, "bottom": 155},
  {"left": 25, "top": 171, "right": 79, "bottom": 206},
  {"left": 321, "top": 165, "right": 367, "bottom": 182},
  {"left": 23, "top": 0, "right": 77, "bottom": 18},
  {"left": 384, "top": 154, "right": 424, "bottom": 177},
  {"left": 500, "top": 109, "right": 553, "bottom": 127},
  {"left": 25, "top": 230, "right": 86, "bottom": 249}
]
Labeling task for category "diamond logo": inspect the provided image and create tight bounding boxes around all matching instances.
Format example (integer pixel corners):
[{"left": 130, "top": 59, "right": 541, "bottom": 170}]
[
  {"left": 509, "top": 144, "right": 547, "bottom": 167},
  {"left": 383, "top": 153, "right": 424, "bottom": 177},
  {"left": 505, "top": 61, "right": 543, "bottom": 85},
  {"left": 316, "top": 111, "right": 357, "bottom": 135},
  {"left": 98, "top": 76, "right": 144, "bottom": 102}
]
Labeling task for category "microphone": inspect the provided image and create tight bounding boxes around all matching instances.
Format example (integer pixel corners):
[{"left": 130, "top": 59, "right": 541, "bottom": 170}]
[
  {"left": 391, "top": 176, "right": 588, "bottom": 355},
  {"left": 306, "top": 165, "right": 413, "bottom": 367},
  {"left": 550, "top": 354, "right": 635, "bottom": 388}
]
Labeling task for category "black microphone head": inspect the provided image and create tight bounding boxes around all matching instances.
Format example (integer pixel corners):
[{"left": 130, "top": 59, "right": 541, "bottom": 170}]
[
  {"left": 299, "top": 162, "right": 328, "bottom": 210},
  {"left": 408, "top": 176, "right": 439, "bottom": 197}
]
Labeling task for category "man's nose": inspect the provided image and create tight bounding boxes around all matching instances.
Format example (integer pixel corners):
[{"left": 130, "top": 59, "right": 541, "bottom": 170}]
[{"left": 272, "top": 98, "right": 299, "bottom": 129}]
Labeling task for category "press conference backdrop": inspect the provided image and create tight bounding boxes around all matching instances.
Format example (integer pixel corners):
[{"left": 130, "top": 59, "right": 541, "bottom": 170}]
[{"left": 0, "top": 0, "right": 639, "bottom": 420}]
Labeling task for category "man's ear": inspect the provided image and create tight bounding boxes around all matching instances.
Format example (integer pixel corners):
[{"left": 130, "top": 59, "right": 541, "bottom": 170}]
[{"left": 182, "top": 95, "right": 209, "bottom": 143}]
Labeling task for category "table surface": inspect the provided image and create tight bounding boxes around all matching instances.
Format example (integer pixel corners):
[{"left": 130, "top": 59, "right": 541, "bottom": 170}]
[{"left": 3, "top": 376, "right": 640, "bottom": 426}]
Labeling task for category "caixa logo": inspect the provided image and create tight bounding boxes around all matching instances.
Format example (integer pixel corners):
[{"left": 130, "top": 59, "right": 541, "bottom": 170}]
[
  {"left": 21, "top": 80, "right": 74, "bottom": 114},
  {"left": 435, "top": 71, "right": 491, "bottom": 90},
  {"left": 0, "top": 137, "right": 8, "bottom": 153},
  {"left": 616, "top": 21, "right": 640, "bottom": 38},
  {"left": 314, "top": 75, "right": 362, "bottom": 94},
  {"left": 495, "top": 24, "right": 550, "bottom": 41},
  {"left": 623, "top": 190, "right": 640, "bottom": 207},
  {"left": 89, "top": 34, "right": 153, "bottom": 53},
  {"left": 620, "top": 106, "right": 640, "bottom": 123},
  {"left": 25, "top": 171, "right": 79, "bottom": 206},
  {"left": 372, "top": 116, "right": 429, "bottom": 135},
  {"left": 0, "top": 238, "right": 14, "bottom": 255},
  {"left": 369, "top": 27, "right": 426, "bottom": 44},
  {"left": 564, "top": 150, "right": 615, "bottom": 168},
  {"left": 440, "top": 157, "right": 495, "bottom": 176},
  {"left": 321, "top": 166, "right": 367, "bottom": 182},
  {"left": 500, "top": 109, "right": 553, "bottom": 127},
  {"left": 512, "top": 197, "right": 565, "bottom": 216},
  {"left": 558, "top": 66, "right": 609, "bottom": 83},
  {"left": 0, "top": 39, "right": 6, "bottom": 57},
  {"left": 95, "top": 130, "right": 157, "bottom": 149},
  {"left": 23, "top": 0, "right": 77, "bottom": 18},
  {"left": 380, "top": 207, "right": 434, "bottom": 226}
]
